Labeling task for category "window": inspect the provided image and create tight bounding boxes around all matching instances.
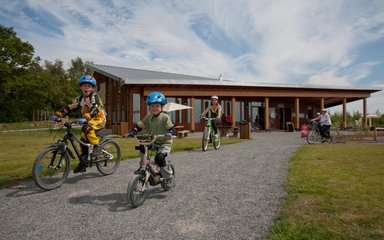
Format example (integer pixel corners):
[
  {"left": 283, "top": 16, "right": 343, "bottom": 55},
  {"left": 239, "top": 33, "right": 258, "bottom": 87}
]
[
  {"left": 167, "top": 97, "right": 176, "bottom": 123},
  {"left": 194, "top": 99, "right": 201, "bottom": 122},
  {"left": 133, "top": 93, "right": 140, "bottom": 123}
]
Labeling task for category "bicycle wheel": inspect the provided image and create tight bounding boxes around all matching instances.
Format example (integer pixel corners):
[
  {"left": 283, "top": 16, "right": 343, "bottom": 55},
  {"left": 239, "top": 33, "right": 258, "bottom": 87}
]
[
  {"left": 213, "top": 129, "right": 221, "bottom": 150},
  {"left": 324, "top": 135, "right": 335, "bottom": 144},
  {"left": 202, "top": 127, "right": 210, "bottom": 151},
  {"left": 95, "top": 140, "right": 121, "bottom": 175},
  {"left": 32, "top": 146, "right": 70, "bottom": 190},
  {"left": 127, "top": 174, "right": 147, "bottom": 208},
  {"left": 306, "top": 130, "right": 319, "bottom": 144}
]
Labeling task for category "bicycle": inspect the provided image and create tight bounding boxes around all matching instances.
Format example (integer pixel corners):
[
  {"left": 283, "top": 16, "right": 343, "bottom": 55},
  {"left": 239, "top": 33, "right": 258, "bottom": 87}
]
[
  {"left": 306, "top": 120, "right": 334, "bottom": 144},
  {"left": 201, "top": 117, "right": 221, "bottom": 151},
  {"left": 32, "top": 119, "right": 121, "bottom": 190},
  {"left": 126, "top": 134, "right": 175, "bottom": 208}
]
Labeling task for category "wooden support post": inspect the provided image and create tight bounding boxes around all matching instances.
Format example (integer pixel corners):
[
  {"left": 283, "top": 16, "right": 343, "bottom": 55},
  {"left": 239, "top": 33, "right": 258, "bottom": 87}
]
[
  {"left": 295, "top": 97, "right": 300, "bottom": 130},
  {"left": 264, "top": 97, "right": 270, "bottom": 131}
]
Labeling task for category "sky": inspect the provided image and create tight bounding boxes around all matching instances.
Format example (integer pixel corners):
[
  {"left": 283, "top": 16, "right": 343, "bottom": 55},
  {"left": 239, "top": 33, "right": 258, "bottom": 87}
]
[{"left": 1, "top": 0, "right": 384, "bottom": 114}]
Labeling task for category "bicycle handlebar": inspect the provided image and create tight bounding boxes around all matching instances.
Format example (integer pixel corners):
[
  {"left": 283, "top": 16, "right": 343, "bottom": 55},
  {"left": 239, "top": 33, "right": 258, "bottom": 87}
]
[
  {"left": 58, "top": 120, "right": 88, "bottom": 128},
  {"left": 200, "top": 117, "right": 217, "bottom": 121},
  {"left": 134, "top": 134, "right": 173, "bottom": 145}
]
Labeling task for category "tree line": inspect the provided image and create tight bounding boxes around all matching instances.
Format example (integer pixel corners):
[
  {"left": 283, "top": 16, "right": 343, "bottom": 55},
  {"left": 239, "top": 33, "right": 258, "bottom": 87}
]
[{"left": 0, "top": 25, "right": 91, "bottom": 123}]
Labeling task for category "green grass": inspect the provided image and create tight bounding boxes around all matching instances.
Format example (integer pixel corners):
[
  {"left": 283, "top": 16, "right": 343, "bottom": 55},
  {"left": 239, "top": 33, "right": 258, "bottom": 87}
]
[
  {"left": 0, "top": 120, "right": 51, "bottom": 131},
  {"left": 269, "top": 144, "right": 384, "bottom": 240},
  {"left": 0, "top": 128, "right": 241, "bottom": 187}
]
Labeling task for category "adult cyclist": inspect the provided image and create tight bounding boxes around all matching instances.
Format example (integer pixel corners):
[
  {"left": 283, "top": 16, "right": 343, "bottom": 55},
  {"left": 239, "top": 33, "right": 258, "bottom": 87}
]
[
  {"left": 201, "top": 96, "right": 222, "bottom": 139},
  {"left": 312, "top": 108, "right": 332, "bottom": 142}
]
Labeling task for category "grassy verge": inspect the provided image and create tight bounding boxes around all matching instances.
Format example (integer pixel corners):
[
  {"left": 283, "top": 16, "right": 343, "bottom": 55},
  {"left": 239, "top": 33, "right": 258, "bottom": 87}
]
[
  {"left": 269, "top": 144, "right": 384, "bottom": 240},
  {"left": 0, "top": 129, "right": 241, "bottom": 187},
  {"left": 0, "top": 120, "right": 51, "bottom": 131}
]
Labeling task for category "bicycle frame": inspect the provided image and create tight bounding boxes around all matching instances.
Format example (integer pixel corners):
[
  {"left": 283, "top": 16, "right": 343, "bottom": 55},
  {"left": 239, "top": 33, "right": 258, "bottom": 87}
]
[
  {"left": 201, "top": 117, "right": 221, "bottom": 151},
  {"left": 135, "top": 135, "right": 169, "bottom": 190},
  {"left": 57, "top": 121, "right": 96, "bottom": 163},
  {"left": 307, "top": 120, "right": 334, "bottom": 144},
  {"left": 201, "top": 117, "right": 216, "bottom": 137},
  {"left": 126, "top": 134, "right": 175, "bottom": 208},
  {"left": 33, "top": 120, "right": 121, "bottom": 190}
]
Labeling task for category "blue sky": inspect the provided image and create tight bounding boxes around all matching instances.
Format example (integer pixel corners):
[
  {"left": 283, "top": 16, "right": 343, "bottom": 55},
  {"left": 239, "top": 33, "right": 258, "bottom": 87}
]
[{"left": 1, "top": 0, "right": 384, "bottom": 114}]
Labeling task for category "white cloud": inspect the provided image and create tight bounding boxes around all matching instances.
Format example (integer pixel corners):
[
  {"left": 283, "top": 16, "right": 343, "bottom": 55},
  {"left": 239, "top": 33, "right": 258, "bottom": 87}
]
[
  {"left": 1, "top": 0, "right": 384, "bottom": 112},
  {"left": 308, "top": 70, "right": 349, "bottom": 86}
]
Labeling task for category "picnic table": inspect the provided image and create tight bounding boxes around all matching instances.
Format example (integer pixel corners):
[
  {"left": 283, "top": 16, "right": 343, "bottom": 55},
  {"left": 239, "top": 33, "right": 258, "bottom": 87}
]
[{"left": 175, "top": 125, "right": 190, "bottom": 138}]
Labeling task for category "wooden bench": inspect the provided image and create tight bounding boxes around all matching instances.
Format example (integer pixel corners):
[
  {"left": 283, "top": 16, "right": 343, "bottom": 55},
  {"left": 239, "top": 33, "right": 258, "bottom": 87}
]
[
  {"left": 177, "top": 130, "right": 190, "bottom": 138},
  {"left": 373, "top": 127, "right": 384, "bottom": 141}
]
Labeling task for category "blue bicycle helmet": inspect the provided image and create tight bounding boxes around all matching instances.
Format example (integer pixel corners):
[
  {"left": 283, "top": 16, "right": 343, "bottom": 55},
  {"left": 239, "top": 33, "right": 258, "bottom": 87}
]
[
  {"left": 146, "top": 91, "right": 166, "bottom": 105},
  {"left": 79, "top": 75, "right": 97, "bottom": 87}
]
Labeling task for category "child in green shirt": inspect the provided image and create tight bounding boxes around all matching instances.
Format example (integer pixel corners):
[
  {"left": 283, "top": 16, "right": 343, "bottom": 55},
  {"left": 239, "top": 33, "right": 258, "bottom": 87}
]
[{"left": 126, "top": 91, "right": 176, "bottom": 189}]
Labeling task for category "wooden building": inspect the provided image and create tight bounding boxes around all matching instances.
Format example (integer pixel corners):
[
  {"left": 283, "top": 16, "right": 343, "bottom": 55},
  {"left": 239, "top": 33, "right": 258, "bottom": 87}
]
[{"left": 87, "top": 63, "right": 382, "bottom": 132}]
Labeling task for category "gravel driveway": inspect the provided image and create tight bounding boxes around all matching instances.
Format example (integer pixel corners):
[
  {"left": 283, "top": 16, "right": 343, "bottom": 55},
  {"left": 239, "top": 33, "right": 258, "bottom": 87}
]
[{"left": 0, "top": 132, "right": 304, "bottom": 240}]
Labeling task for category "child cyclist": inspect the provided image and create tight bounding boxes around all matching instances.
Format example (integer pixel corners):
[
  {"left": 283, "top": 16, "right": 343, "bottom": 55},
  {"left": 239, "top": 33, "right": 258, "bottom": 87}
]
[
  {"left": 126, "top": 91, "right": 176, "bottom": 189},
  {"left": 51, "top": 75, "right": 106, "bottom": 173}
]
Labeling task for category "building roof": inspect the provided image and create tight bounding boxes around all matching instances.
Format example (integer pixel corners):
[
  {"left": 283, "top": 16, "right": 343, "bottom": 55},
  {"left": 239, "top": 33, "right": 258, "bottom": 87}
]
[
  {"left": 87, "top": 63, "right": 219, "bottom": 81},
  {"left": 87, "top": 63, "right": 382, "bottom": 92}
]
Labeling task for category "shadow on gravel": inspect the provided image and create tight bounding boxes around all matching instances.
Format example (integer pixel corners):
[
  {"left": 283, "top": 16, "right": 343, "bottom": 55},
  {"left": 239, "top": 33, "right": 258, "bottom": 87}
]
[
  {"left": 68, "top": 187, "right": 167, "bottom": 212},
  {"left": 5, "top": 181, "right": 45, "bottom": 197},
  {"left": 69, "top": 192, "right": 130, "bottom": 212},
  {"left": 64, "top": 172, "right": 103, "bottom": 185},
  {"left": 4, "top": 172, "right": 106, "bottom": 198}
]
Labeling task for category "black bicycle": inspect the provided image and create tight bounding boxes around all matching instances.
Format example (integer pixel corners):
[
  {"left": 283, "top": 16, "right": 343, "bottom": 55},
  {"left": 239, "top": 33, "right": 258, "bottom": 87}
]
[
  {"left": 32, "top": 120, "right": 121, "bottom": 190},
  {"left": 307, "top": 120, "right": 334, "bottom": 144}
]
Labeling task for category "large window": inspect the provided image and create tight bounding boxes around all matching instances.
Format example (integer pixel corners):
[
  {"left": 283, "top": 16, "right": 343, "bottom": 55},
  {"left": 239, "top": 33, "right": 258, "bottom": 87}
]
[
  {"left": 202, "top": 99, "right": 210, "bottom": 117},
  {"left": 133, "top": 93, "right": 141, "bottom": 123},
  {"left": 251, "top": 102, "right": 261, "bottom": 126},
  {"left": 194, "top": 99, "right": 201, "bottom": 122},
  {"left": 269, "top": 107, "right": 276, "bottom": 126},
  {"left": 236, "top": 101, "right": 242, "bottom": 122},
  {"left": 167, "top": 97, "right": 176, "bottom": 123},
  {"left": 225, "top": 101, "right": 231, "bottom": 115}
]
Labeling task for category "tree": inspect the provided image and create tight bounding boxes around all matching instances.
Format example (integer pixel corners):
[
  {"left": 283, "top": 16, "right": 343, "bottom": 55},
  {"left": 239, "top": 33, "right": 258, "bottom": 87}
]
[
  {"left": 0, "top": 25, "right": 41, "bottom": 122},
  {"left": 0, "top": 25, "right": 93, "bottom": 123},
  {"left": 67, "top": 57, "right": 86, "bottom": 99},
  {"left": 41, "top": 58, "right": 92, "bottom": 118},
  {"left": 0, "top": 26, "right": 37, "bottom": 78},
  {"left": 40, "top": 59, "right": 72, "bottom": 112}
]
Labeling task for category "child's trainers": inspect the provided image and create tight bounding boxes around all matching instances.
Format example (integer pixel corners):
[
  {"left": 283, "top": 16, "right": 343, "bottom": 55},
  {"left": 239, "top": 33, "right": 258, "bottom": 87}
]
[
  {"left": 73, "top": 162, "right": 87, "bottom": 173},
  {"left": 73, "top": 156, "right": 89, "bottom": 173}
]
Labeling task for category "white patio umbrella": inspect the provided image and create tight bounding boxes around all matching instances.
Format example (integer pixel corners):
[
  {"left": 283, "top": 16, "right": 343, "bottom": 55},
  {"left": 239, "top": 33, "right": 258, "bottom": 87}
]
[
  {"left": 366, "top": 114, "right": 380, "bottom": 127},
  {"left": 163, "top": 102, "right": 192, "bottom": 112}
]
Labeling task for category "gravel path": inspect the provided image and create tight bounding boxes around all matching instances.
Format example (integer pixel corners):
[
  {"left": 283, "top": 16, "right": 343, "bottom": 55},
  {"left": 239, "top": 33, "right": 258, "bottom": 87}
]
[{"left": 0, "top": 132, "right": 304, "bottom": 240}]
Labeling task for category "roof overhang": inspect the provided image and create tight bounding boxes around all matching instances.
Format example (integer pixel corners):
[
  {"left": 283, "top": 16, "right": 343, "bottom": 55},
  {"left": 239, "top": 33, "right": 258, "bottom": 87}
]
[{"left": 87, "top": 63, "right": 382, "bottom": 105}]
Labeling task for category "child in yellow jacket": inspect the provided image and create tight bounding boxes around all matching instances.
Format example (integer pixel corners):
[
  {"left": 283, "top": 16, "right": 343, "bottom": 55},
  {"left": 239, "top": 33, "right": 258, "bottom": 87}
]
[{"left": 52, "top": 75, "right": 106, "bottom": 173}]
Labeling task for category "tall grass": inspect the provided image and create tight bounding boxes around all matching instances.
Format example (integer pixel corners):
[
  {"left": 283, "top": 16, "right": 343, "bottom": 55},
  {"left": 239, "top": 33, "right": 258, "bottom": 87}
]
[{"left": 269, "top": 144, "right": 384, "bottom": 240}]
